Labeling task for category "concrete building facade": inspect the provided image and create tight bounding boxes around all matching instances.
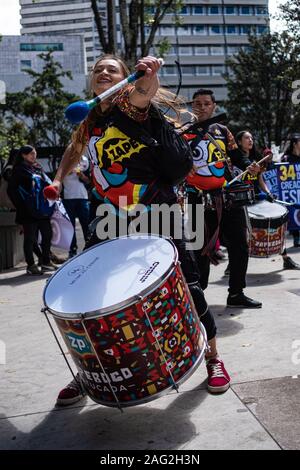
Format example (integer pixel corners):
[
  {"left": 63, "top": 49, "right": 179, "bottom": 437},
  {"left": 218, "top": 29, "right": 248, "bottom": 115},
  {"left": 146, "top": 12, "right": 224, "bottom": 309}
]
[
  {"left": 0, "top": 34, "right": 87, "bottom": 96},
  {"left": 19, "top": 0, "right": 270, "bottom": 102}
]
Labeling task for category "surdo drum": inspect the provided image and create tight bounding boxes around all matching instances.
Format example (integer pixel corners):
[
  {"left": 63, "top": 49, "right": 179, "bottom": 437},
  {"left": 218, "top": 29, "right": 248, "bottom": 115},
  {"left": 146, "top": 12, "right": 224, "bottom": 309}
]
[
  {"left": 43, "top": 235, "right": 207, "bottom": 408},
  {"left": 248, "top": 201, "right": 288, "bottom": 257}
]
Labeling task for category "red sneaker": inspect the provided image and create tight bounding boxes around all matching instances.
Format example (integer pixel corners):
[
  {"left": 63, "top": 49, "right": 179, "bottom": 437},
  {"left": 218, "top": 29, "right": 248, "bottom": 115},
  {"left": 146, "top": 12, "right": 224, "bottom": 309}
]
[
  {"left": 206, "top": 358, "right": 230, "bottom": 394},
  {"left": 56, "top": 376, "right": 86, "bottom": 406}
]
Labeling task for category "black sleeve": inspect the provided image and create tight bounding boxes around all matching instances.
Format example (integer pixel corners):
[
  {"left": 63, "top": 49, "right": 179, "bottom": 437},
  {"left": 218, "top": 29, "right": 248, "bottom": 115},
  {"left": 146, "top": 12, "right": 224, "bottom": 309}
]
[
  {"left": 151, "top": 111, "right": 193, "bottom": 185},
  {"left": 228, "top": 147, "right": 252, "bottom": 171}
]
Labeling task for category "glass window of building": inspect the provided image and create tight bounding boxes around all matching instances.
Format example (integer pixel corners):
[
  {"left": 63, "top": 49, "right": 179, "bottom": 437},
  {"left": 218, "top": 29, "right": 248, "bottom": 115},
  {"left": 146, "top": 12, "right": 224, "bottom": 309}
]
[
  {"left": 180, "top": 6, "right": 189, "bottom": 14},
  {"left": 193, "top": 6, "right": 205, "bottom": 14},
  {"left": 195, "top": 46, "right": 209, "bottom": 55},
  {"left": 182, "top": 66, "right": 194, "bottom": 76},
  {"left": 209, "top": 6, "right": 220, "bottom": 15},
  {"left": 228, "top": 45, "right": 240, "bottom": 54},
  {"left": 257, "top": 25, "right": 268, "bottom": 34},
  {"left": 240, "top": 6, "right": 251, "bottom": 15},
  {"left": 240, "top": 25, "right": 251, "bottom": 35},
  {"left": 196, "top": 66, "right": 210, "bottom": 76},
  {"left": 226, "top": 25, "right": 237, "bottom": 35},
  {"left": 160, "top": 26, "right": 175, "bottom": 35},
  {"left": 211, "top": 46, "right": 224, "bottom": 55},
  {"left": 20, "top": 43, "right": 64, "bottom": 51},
  {"left": 210, "top": 25, "right": 222, "bottom": 35},
  {"left": 212, "top": 65, "right": 225, "bottom": 76},
  {"left": 256, "top": 6, "right": 268, "bottom": 15},
  {"left": 194, "top": 25, "right": 206, "bottom": 35},
  {"left": 179, "top": 46, "right": 193, "bottom": 55},
  {"left": 178, "top": 25, "right": 191, "bottom": 35},
  {"left": 20, "top": 60, "right": 32, "bottom": 69},
  {"left": 163, "top": 65, "right": 176, "bottom": 76},
  {"left": 167, "top": 46, "right": 176, "bottom": 56},
  {"left": 225, "top": 6, "right": 235, "bottom": 15}
]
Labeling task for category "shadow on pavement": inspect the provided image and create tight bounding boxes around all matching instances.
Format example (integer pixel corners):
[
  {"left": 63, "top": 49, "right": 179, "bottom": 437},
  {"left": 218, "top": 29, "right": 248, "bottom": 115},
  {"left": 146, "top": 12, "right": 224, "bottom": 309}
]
[
  {"left": 0, "top": 272, "right": 53, "bottom": 287},
  {"left": 209, "top": 304, "right": 244, "bottom": 338},
  {"left": 0, "top": 380, "right": 208, "bottom": 450},
  {"left": 210, "top": 271, "right": 283, "bottom": 288}
]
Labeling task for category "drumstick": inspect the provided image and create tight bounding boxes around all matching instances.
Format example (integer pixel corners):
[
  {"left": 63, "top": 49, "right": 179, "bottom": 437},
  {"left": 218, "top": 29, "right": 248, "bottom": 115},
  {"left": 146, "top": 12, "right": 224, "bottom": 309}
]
[
  {"left": 65, "top": 58, "right": 165, "bottom": 124},
  {"left": 274, "top": 199, "right": 299, "bottom": 207},
  {"left": 227, "top": 154, "right": 272, "bottom": 186}
]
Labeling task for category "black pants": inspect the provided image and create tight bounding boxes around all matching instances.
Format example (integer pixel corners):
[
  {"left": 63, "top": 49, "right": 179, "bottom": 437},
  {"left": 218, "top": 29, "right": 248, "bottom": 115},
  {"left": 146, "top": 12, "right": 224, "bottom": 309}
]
[
  {"left": 190, "top": 194, "right": 249, "bottom": 295},
  {"left": 23, "top": 219, "right": 52, "bottom": 267},
  {"left": 85, "top": 210, "right": 217, "bottom": 341}
]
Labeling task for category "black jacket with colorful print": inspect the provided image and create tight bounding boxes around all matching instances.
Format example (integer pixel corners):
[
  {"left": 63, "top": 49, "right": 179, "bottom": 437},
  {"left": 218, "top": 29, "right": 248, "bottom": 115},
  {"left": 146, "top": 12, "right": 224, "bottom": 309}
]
[{"left": 86, "top": 103, "right": 193, "bottom": 212}]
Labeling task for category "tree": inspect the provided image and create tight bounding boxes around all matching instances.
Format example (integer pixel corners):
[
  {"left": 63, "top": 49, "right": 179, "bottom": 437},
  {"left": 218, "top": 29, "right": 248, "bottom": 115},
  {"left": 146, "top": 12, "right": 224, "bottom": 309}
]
[
  {"left": 91, "top": 0, "right": 183, "bottom": 67},
  {"left": 224, "top": 31, "right": 300, "bottom": 147},
  {"left": 0, "top": 52, "right": 79, "bottom": 155},
  {"left": 278, "top": 0, "right": 300, "bottom": 37}
]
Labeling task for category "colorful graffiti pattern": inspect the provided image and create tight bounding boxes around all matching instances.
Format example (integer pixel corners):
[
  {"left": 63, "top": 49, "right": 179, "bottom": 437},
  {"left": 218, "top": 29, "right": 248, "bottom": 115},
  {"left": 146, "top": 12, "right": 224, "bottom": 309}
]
[
  {"left": 249, "top": 224, "right": 287, "bottom": 257},
  {"left": 55, "top": 264, "right": 205, "bottom": 406}
]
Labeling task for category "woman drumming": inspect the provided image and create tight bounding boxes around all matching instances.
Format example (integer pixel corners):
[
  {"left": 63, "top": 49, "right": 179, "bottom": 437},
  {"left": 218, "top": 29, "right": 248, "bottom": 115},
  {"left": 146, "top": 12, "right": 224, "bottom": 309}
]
[{"left": 50, "top": 55, "right": 230, "bottom": 405}]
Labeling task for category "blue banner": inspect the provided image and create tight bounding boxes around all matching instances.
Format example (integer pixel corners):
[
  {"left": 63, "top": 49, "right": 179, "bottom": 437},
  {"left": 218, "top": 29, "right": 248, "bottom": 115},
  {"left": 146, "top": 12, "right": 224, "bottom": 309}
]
[{"left": 263, "top": 163, "right": 300, "bottom": 230}]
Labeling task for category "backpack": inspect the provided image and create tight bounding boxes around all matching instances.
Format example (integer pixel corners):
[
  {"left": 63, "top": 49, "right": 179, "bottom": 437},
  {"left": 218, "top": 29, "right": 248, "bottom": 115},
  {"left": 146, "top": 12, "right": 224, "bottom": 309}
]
[
  {"left": 18, "top": 171, "right": 55, "bottom": 218},
  {"left": 0, "top": 164, "right": 15, "bottom": 209}
]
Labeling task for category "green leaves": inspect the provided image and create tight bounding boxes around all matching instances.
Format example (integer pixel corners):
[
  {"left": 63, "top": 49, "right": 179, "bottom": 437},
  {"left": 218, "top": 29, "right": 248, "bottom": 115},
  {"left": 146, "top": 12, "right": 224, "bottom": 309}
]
[
  {"left": 225, "top": 31, "right": 300, "bottom": 146},
  {"left": 0, "top": 51, "right": 79, "bottom": 157}
]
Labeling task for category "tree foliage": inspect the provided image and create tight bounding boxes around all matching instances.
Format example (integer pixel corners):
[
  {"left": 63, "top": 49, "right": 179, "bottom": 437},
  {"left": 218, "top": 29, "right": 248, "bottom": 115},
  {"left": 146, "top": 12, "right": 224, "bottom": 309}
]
[
  {"left": 91, "top": 0, "right": 183, "bottom": 67},
  {"left": 278, "top": 0, "right": 300, "bottom": 37},
  {"left": 0, "top": 52, "right": 78, "bottom": 160},
  {"left": 224, "top": 32, "right": 300, "bottom": 147}
]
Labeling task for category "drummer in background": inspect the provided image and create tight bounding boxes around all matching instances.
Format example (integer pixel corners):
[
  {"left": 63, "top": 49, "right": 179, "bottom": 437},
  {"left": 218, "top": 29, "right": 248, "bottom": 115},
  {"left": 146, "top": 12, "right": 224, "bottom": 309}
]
[
  {"left": 282, "top": 133, "right": 300, "bottom": 247},
  {"left": 50, "top": 55, "right": 230, "bottom": 405},
  {"left": 236, "top": 131, "right": 300, "bottom": 270},
  {"left": 185, "top": 89, "right": 262, "bottom": 308}
]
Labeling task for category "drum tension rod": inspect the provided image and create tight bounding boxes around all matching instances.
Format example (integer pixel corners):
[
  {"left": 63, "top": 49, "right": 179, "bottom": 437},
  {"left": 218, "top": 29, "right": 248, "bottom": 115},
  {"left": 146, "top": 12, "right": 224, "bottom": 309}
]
[{"left": 41, "top": 307, "right": 83, "bottom": 392}]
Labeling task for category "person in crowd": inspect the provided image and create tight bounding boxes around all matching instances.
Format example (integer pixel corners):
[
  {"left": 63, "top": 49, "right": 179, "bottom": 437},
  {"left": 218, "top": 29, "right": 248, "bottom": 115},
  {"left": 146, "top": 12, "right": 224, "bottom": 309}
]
[
  {"left": 7, "top": 146, "right": 57, "bottom": 275},
  {"left": 0, "top": 148, "right": 18, "bottom": 209},
  {"left": 48, "top": 55, "right": 230, "bottom": 405},
  {"left": 185, "top": 89, "right": 262, "bottom": 308},
  {"left": 282, "top": 133, "right": 300, "bottom": 247},
  {"left": 236, "top": 131, "right": 300, "bottom": 270},
  {"left": 62, "top": 154, "right": 90, "bottom": 258}
]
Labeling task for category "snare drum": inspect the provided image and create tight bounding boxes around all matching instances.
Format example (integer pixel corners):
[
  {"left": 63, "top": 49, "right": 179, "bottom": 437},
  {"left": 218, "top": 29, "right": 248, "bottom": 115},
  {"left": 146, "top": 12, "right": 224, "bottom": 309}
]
[
  {"left": 222, "top": 182, "right": 255, "bottom": 209},
  {"left": 43, "top": 235, "right": 207, "bottom": 408},
  {"left": 248, "top": 201, "right": 288, "bottom": 257}
]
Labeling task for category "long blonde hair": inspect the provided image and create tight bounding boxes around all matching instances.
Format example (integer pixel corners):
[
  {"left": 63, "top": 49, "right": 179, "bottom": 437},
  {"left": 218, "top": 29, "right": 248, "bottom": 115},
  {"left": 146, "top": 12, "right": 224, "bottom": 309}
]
[{"left": 71, "top": 54, "right": 191, "bottom": 160}]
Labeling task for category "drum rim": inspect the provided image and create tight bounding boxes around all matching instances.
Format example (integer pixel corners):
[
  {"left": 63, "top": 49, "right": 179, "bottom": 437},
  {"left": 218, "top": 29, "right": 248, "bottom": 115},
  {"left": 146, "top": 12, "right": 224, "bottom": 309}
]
[
  {"left": 43, "top": 234, "right": 178, "bottom": 319},
  {"left": 77, "top": 321, "right": 208, "bottom": 408}
]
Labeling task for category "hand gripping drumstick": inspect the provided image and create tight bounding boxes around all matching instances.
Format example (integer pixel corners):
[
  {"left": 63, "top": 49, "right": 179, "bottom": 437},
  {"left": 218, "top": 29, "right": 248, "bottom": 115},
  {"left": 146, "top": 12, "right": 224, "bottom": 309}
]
[
  {"left": 65, "top": 58, "right": 165, "bottom": 124},
  {"left": 44, "top": 59, "right": 164, "bottom": 200},
  {"left": 227, "top": 154, "right": 273, "bottom": 186}
]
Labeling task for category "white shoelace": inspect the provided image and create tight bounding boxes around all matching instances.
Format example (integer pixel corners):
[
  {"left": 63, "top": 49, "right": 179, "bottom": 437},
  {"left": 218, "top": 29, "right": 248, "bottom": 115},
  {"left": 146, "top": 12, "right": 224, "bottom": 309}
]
[{"left": 209, "top": 361, "right": 225, "bottom": 378}]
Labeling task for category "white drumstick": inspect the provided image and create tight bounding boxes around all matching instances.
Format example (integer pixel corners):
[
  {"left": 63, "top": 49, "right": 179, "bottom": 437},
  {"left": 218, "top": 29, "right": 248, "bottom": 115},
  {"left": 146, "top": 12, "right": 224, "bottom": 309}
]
[{"left": 227, "top": 154, "right": 272, "bottom": 186}]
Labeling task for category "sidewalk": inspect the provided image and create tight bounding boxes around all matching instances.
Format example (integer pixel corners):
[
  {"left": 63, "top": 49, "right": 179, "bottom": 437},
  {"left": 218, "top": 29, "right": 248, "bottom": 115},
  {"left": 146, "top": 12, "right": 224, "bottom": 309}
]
[{"left": 0, "top": 237, "right": 299, "bottom": 450}]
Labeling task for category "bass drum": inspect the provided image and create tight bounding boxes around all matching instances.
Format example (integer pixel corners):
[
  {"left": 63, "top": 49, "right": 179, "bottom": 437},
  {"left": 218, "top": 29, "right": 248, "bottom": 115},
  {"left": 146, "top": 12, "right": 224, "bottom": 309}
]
[
  {"left": 43, "top": 235, "right": 207, "bottom": 408},
  {"left": 247, "top": 201, "right": 288, "bottom": 257}
]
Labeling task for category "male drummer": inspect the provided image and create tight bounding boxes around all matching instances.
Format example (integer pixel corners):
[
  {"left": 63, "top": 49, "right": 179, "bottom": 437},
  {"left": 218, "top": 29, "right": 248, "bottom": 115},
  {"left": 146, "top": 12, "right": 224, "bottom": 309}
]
[{"left": 185, "top": 89, "right": 262, "bottom": 307}]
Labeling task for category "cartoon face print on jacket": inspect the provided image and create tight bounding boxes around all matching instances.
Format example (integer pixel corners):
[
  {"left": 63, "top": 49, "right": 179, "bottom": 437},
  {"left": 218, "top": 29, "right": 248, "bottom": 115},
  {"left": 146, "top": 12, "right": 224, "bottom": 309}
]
[
  {"left": 87, "top": 125, "right": 150, "bottom": 212},
  {"left": 185, "top": 133, "right": 226, "bottom": 190}
]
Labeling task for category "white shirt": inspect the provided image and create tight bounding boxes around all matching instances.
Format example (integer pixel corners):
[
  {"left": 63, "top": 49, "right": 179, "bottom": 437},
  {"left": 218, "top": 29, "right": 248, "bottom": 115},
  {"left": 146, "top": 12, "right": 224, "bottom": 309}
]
[{"left": 63, "top": 155, "right": 89, "bottom": 200}]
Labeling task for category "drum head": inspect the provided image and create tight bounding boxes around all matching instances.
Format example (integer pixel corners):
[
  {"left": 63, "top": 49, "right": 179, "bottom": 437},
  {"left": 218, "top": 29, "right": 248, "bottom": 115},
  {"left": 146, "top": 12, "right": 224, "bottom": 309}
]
[
  {"left": 247, "top": 201, "right": 288, "bottom": 228},
  {"left": 43, "top": 235, "right": 177, "bottom": 318}
]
